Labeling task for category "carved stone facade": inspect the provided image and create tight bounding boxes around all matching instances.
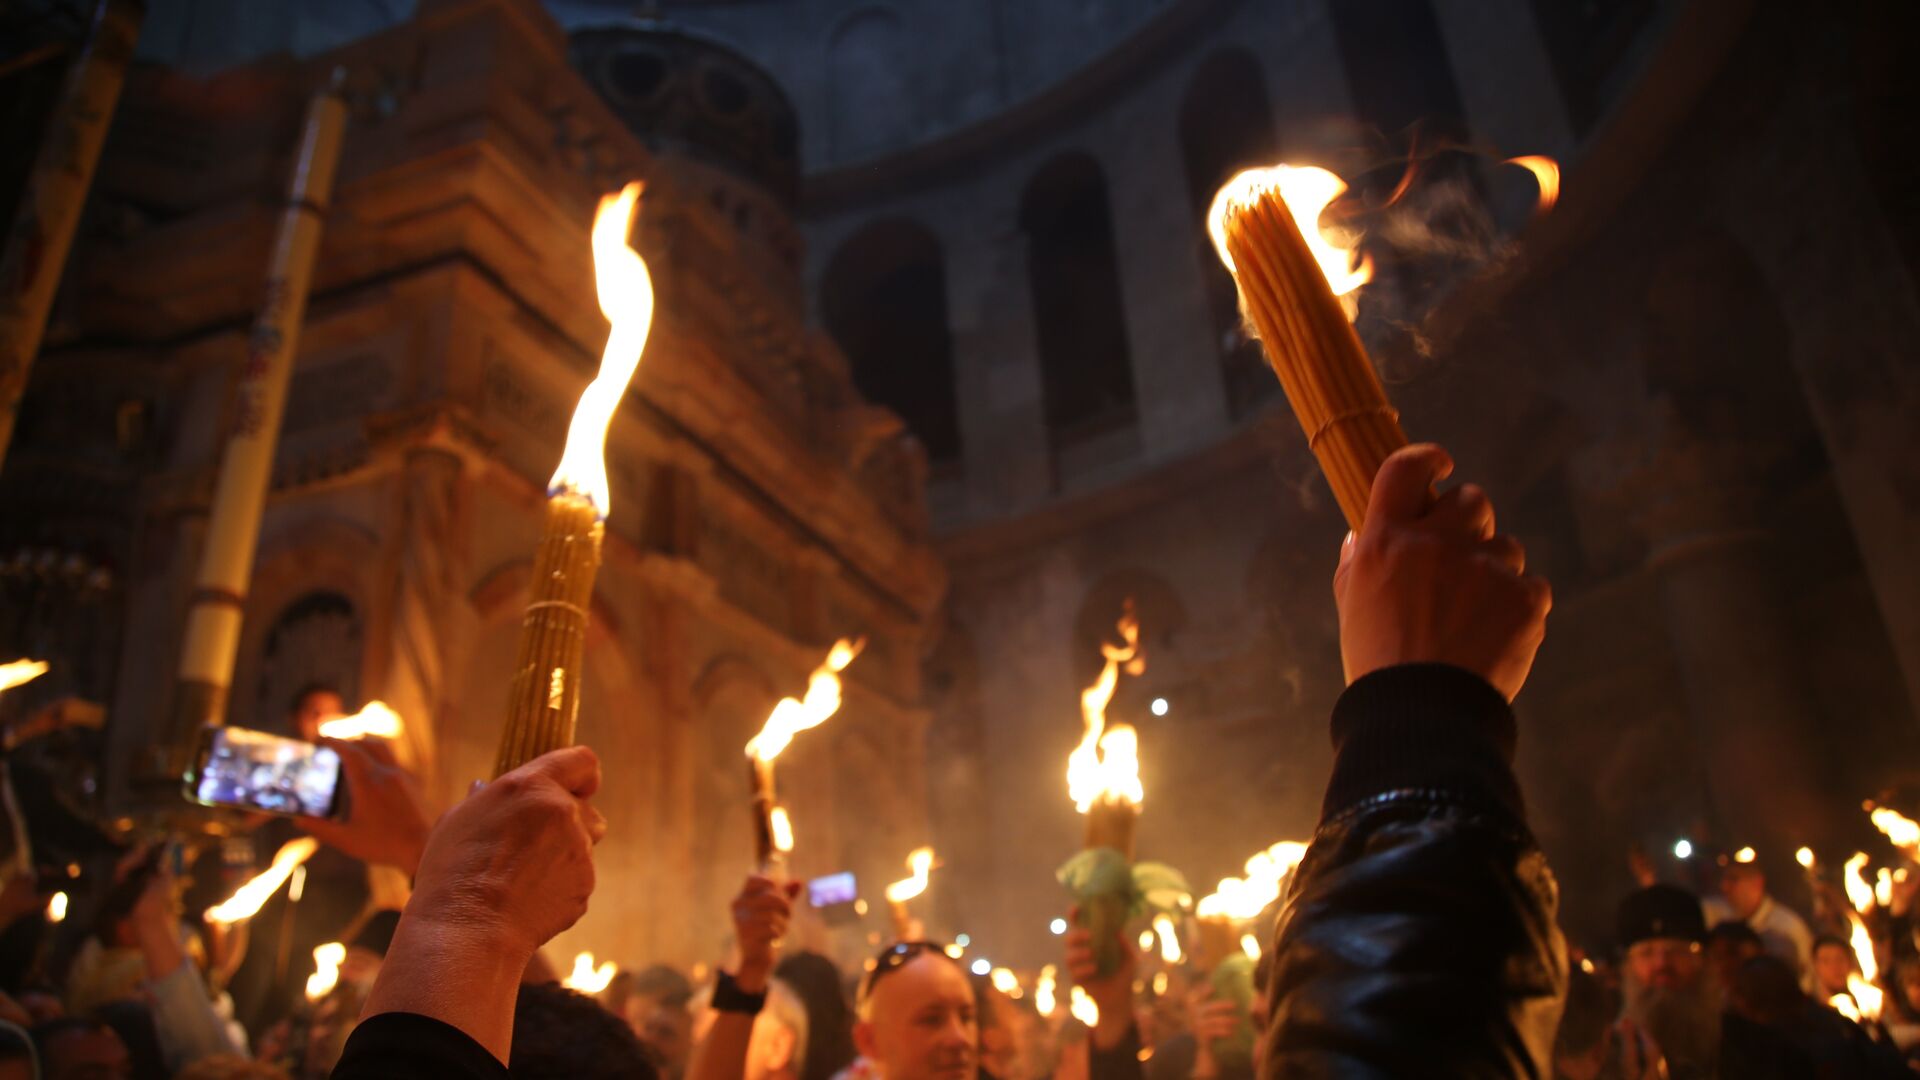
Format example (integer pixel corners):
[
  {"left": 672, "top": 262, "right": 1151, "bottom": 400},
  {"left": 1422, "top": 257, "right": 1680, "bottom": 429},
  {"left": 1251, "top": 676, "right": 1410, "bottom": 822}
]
[{"left": 0, "top": 0, "right": 944, "bottom": 968}]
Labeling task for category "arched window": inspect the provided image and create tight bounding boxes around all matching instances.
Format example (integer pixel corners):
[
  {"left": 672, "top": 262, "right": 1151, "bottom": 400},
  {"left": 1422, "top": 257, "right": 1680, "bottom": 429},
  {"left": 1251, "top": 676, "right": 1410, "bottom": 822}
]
[
  {"left": 1178, "top": 49, "right": 1282, "bottom": 418},
  {"left": 826, "top": 8, "right": 915, "bottom": 161},
  {"left": 1528, "top": 0, "right": 1656, "bottom": 136},
  {"left": 821, "top": 219, "right": 961, "bottom": 463},
  {"left": 1020, "top": 152, "right": 1137, "bottom": 448},
  {"left": 253, "top": 591, "right": 360, "bottom": 732},
  {"left": 1327, "top": 0, "right": 1470, "bottom": 148}
]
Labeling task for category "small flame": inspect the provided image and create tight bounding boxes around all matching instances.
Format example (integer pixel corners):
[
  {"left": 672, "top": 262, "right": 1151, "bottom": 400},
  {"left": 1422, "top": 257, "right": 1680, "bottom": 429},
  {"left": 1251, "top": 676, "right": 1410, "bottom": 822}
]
[
  {"left": 46, "top": 893, "right": 66, "bottom": 923},
  {"left": 1871, "top": 807, "right": 1920, "bottom": 859},
  {"left": 886, "top": 846, "right": 935, "bottom": 903},
  {"left": 943, "top": 944, "right": 965, "bottom": 959},
  {"left": 564, "top": 951, "right": 617, "bottom": 994},
  {"left": 1733, "top": 846, "right": 1757, "bottom": 864},
  {"left": 1505, "top": 155, "right": 1560, "bottom": 214},
  {"left": 1844, "top": 853, "right": 1875, "bottom": 914},
  {"left": 990, "top": 967, "right": 1020, "bottom": 996},
  {"left": 1196, "top": 840, "right": 1309, "bottom": 920},
  {"left": 1831, "top": 992, "right": 1861, "bottom": 1023},
  {"left": 1067, "top": 605, "right": 1146, "bottom": 813},
  {"left": 769, "top": 807, "right": 795, "bottom": 853},
  {"left": 0, "top": 659, "right": 48, "bottom": 694},
  {"left": 1152, "top": 914, "right": 1183, "bottom": 964},
  {"left": 1069, "top": 984, "right": 1100, "bottom": 1028},
  {"left": 1796, "top": 847, "right": 1816, "bottom": 869},
  {"left": 1207, "top": 166, "right": 1373, "bottom": 302},
  {"left": 1877, "top": 868, "right": 1894, "bottom": 910},
  {"left": 1035, "top": 965, "right": 1058, "bottom": 1017},
  {"left": 550, "top": 181, "right": 655, "bottom": 517},
  {"left": 1240, "top": 934, "right": 1261, "bottom": 961},
  {"left": 1579, "top": 957, "right": 1596, "bottom": 975},
  {"left": 306, "top": 942, "right": 346, "bottom": 1001},
  {"left": 207, "top": 838, "right": 320, "bottom": 925},
  {"left": 1153, "top": 971, "right": 1169, "bottom": 996},
  {"left": 1843, "top": 910, "right": 1883, "bottom": 1022},
  {"left": 745, "top": 638, "right": 865, "bottom": 763},
  {"left": 317, "top": 701, "right": 402, "bottom": 740}
]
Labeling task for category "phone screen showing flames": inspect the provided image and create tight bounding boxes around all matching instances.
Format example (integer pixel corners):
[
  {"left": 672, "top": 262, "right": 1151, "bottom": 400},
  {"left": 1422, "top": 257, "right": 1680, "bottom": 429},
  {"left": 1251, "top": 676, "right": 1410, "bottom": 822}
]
[{"left": 194, "top": 728, "right": 340, "bottom": 818}]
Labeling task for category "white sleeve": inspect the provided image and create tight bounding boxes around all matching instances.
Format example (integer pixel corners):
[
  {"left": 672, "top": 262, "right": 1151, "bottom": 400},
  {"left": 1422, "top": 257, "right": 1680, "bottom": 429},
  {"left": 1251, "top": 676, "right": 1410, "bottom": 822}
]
[{"left": 145, "top": 965, "right": 249, "bottom": 1070}]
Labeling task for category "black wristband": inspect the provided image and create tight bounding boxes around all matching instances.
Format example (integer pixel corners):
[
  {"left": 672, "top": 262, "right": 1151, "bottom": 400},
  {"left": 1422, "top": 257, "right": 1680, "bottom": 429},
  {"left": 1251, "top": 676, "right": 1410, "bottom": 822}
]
[{"left": 713, "top": 970, "right": 767, "bottom": 1015}]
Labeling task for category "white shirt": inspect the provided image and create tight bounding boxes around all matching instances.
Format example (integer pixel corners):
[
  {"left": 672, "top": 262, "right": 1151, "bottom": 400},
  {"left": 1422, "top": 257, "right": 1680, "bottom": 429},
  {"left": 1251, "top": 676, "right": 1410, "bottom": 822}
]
[{"left": 1705, "top": 893, "right": 1815, "bottom": 978}]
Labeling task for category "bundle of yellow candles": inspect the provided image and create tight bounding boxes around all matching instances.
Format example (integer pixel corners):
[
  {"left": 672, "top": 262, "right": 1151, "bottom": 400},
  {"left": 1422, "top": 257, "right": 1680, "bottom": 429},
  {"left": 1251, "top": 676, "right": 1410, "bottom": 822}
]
[{"left": 494, "top": 181, "right": 654, "bottom": 776}]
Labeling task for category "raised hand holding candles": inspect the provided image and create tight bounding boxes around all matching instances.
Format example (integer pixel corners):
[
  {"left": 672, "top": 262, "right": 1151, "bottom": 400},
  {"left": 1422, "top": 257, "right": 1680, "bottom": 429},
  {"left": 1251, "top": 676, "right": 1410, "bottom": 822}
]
[
  {"left": 494, "top": 182, "right": 654, "bottom": 776},
  {"left": 744, "top": 638, "right": 864, "bottom": 873}
]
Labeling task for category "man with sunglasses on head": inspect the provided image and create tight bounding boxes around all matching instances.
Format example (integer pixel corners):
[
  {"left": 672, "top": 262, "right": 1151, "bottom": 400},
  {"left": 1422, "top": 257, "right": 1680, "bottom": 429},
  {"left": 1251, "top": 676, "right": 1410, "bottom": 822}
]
[{"left": 332, "top": 444, "right": 1564, "bottom": 1078}]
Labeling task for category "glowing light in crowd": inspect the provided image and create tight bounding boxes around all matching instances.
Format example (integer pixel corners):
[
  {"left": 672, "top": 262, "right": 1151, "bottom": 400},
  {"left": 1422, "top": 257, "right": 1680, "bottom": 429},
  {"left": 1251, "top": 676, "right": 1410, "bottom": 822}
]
[
  {"left": 1877, "top": 868, "right": 1894, "bottom": 910},
  {"left": 0, "top": 659, "right": 48, "bottom": 694},
  {"left": 1152, "top": 914, "right": 1183, "bottom": 964},
  {"left": 745, "top": 639, "right": 864, "bottom": 763},
  {"left": 944, "top": 944, "right": 965, "bottom": 960},
  {"left": 1067, "top": 606, "right": 1146, "bottom": 814},
  {"left": 1153, "top": 972, "right": 1169, "bottom": 995},
  {"left": 1832, "top": 911, "right": 1884, "bottom": 1023},
  {"left": 956, "top": 934, "right": 970, "bottom": 947},
  {"left": 1796, "top": 847, "right": 1815, "bottom": 869},
  {"left": 1196, "top": 841, "right": 1309, "bottom": 920},
  {"left": 551, "top": 181, "right": 654, "bottom": 516},
  {"left": 971, "top": 959, "right": 991, "bottom": 977},
  {"left": 1505, "top": 156, "right": 1561, "bottom": 213},
  {"left": 564, "top": 952, "right": 616, "bottom": 994},
  {"left": 1845, "top": 853, "right": 1874, "bottom": 914},
  {"left": 1207, "top": 166, "right": 1373, "bottom": 304},
  {"left": 1733, "top": 847, "right": 1757, "bottom": 864},
  {"left": 991, "top": 968, "right": 1020, "bottom": 996},
  {"left": 1050, "top": 918, "right": 1068, "bottom": 936},
  {"left": 1673, "top": 839, "right": 1693, "bottom": 860},
  {"left": 1070, "top": 985, "right": 1100, "bottom": 1028},
  {"left": 1579, "top": 958, "right": 1595, "bottom": 975},
  {"left": 1871, "top": 807, "right": 1920, "bottom": 859},
  {"left": 46, "top": 893, "right": 66, "bottom": 923},
  {"left": 1240, "top": 934, "right": 1262, "bottom": 961},
  {"left": 769, "top": 808, "right": 794, "bottom": 854},
  {"left": 207, "top": 838, "right": 320, "bottom": 925},
  {"left": 306, "top": 943, "right": 346, "bottom": 1001},
  {"left": 885, "top": 847, "right": 936, "bottom": 903},
  {"left": 317, "top": 700, "right": 402, "bottom": 740},
  {"left": 1035, "top": 966, "right": 1058, "bottom": 1017},
  {"left": 1150, "top": 698, "right": 1169, "bottom": 717},
  {"left": 1138, "top": 929, "right": 1155, "bottom": 951}
]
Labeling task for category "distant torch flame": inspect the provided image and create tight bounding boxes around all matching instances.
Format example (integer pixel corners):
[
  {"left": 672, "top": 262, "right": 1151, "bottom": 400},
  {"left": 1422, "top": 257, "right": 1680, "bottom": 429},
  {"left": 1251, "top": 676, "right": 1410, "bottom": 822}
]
[
  {"left": 1069, "top": 984, "right": 1100, "bottom": 1028},
  {"left": 1841, "top": 910, "right": 1883, "bottom": 1022},
  {"left": 46, "top": 893, "right": 66, "bottom": 923},
  {"left": 1796, "top": 847, "right": 1816, "bottom": 869},
  {"left": 990, "top": 967, "right": 1020, "bottom": 996},
  {"left": 550, "top": 181, "right": 655, "bottom": 518},
  {"left": 1505, "top": 155, "right": 1560, "bottom": 214},
  {"left": 1067, "top": 606, "right": 1146, "bottom": 813},
  {"left": 1241, "top": 934, "right": 1262, "bottom": 961},
  {"left": 317, "top": 701, "right": 402, "bottom": 741},
  {"left": 1207, "top": 166, "right": 1373, "bottom": 312},
  {"left": 745, "top": 638, "right": 865, "bottom": 763},
  {"left": 0, "top": 659, "right": 48, "bottom": 694},
  {"left": 1196, "top": 840, "right": 1310, "bottom": 921},
  {"left": 1870, "top": 807, "right": 1920, "bottom": 859},
  {"left": 207, "top": 838, "right": 320, "bottom": 925},
  {"left": 306, "top": 942, "right": 346, "bottom": 1002},
  {"left": 1152, "top": 914, "right": 1183, "bottom": 964},
  {"left": 564, "top": 951, "right": 617, "bottom": 994},
  {"left": 1878, "top": 868, "right": 1894, "bottom": 910},
  {"left": 885, "top": 846, "right": 936, "bottom": 904},
  {"left": 1035, "top": 965, "right": 1058, "bottom": 1017},
  {"left": 1844, "top": 852, "right": 1874, "bottom": 914},
  {"left": 769, "top": 807, "right": 795, "bottom": 854},
  {"left": 1733, "top": 846, "right": 1757, "bottom": 864}
]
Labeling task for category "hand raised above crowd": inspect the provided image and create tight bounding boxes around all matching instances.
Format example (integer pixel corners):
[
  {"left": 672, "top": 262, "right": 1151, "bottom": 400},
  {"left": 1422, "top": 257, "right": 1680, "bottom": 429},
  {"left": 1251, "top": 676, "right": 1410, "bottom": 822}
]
[
  {"left": 730, "top": 873, "right": 800, "bottom": 993},
  {"left": 1063, "top": 909, "right": 1137, "bottom": 1051},
  {"left": 295, "top": 737, "right": 433, "bottom": 876},
  {"left": 1334, "top": 443, "right": 1552, "bottom": 701}
]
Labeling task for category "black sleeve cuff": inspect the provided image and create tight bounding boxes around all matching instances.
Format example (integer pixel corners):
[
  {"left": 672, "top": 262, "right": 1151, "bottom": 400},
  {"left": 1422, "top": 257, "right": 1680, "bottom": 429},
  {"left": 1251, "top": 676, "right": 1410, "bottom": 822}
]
[
  {"left": 332, "top": 1012, "right": 508, "bottom": 1080},
  {"left": 1320, "top": 663, "right": 1522, "bottom": 826}
]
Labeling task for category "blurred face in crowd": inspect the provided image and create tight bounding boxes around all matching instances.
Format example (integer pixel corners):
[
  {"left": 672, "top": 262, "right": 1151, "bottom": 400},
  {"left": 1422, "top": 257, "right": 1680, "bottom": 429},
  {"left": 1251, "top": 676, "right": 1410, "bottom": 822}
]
[
  {"left": 1625, "top": 937, "right": 1703, "bottom": 992},
  {"left": 292, "top": 689, "right": 345, "bottom": 743},
  {"left": 1812, "top": 942, "right": 1853, "bottom": 998},
  {"left": 856, "top": 953, "right": 978, "bottom": 1080},
  {"left": 1706, "top": 934, "right": 1761, "bottom": 991},
  {"left": 42, "top": 1023, "right": 131, "bottom": 1080},
  {"left": 626, "top": 994, "right": 693, "bottom": 1076},
  {"left": 1719, "top": 866, "right": 1766, "bottom": 921},
  {"left": 1901, "top": 963, "right": 1920, "bottom": 1016}
]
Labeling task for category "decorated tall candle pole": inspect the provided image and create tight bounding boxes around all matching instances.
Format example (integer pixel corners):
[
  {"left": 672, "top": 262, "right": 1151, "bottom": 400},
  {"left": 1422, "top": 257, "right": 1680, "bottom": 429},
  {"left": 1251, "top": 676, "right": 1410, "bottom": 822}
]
[
  {"left": 884, "top": 847, "right": 936, "bottom": 940},
  {"left": 744, "top": 638, "right": 864, "bottom": 873},
  {"left": 494, "top": 182, "right": 654, "bottom": 776}
]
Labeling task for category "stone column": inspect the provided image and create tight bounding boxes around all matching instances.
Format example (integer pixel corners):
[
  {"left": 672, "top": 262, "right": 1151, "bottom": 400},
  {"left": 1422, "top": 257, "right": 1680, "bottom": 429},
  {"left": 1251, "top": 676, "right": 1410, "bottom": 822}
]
[
  {"left": 1427, "top": 0, "right": 1576, "bottom": 161},
  {"left": 1633, "top": 425, "right": 1834, "bottom": 852},
  {"left": 376, "top": 444, "right": 465, "bottom": 789}
]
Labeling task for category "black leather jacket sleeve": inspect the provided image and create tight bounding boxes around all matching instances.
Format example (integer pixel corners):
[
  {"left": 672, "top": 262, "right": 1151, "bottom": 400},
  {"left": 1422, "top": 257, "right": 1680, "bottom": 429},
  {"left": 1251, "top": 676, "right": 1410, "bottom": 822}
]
[{"left": 1262, "top": 665, "right": 1567, "bottom": 1079}]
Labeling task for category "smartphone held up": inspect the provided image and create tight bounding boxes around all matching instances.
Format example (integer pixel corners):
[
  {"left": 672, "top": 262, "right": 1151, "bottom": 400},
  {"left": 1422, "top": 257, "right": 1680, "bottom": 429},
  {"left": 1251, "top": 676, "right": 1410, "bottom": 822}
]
[{"left": 185, "top": 726, "right": 343, "bottom": 820}]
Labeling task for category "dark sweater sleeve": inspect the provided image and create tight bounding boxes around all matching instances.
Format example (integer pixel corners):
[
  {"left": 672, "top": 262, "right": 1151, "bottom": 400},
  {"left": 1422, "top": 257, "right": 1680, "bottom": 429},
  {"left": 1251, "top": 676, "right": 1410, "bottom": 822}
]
[
  {"left": 1089, "top": 1022, "right": 1145, "bottom": 1080},
  {"left": 332, "top": 1012, "right": 508, "bottom": 1080},
  {"left": 1320, "top": 662, "right": 1522, "bottom": 824}
]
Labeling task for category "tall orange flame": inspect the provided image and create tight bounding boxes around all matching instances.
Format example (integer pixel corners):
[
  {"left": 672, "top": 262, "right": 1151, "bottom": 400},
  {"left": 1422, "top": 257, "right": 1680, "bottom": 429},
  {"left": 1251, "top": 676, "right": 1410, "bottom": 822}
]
[
  {"left": 0, "top": 659, "right": 48, "bottom": 694},
  {"left": 1195, "top": 840, "right": 1309, "bottom": 920},
  {"left": 1066, "top": 606, "right": 1146, "bottom": 812},
  {"left": 745, "top": 638, "right": 864, "bottom": 763},
  {"left": 885, "top": 846, "right": 936, "bottom": 904},
  {"left": 551, "top": 182, "right": 654, "bottom": 517},
  {"left": 207, "top": 838, "right": 319, "bottom": 925},
  {"left": 1207, "top": 166, "right": 1373, "bottom": 318},
  {"left": 317, "top": 700, "right": 402, "bottom": 741}
]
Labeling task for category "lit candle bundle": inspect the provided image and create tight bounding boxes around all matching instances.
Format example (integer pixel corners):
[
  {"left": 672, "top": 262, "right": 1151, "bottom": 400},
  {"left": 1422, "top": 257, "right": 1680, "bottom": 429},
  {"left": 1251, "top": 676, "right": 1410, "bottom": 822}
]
[
  {"left": 884, "top": 846, "right": 936, "bottom": 940},
  {"left": 494, "top": 182, "right": 654, "bottom": 776},
  {"left": 1068, "top": 603, "right": 1146, "bottom": 857},
  {"left": 743, "top": 638, "right": 864, "bottom": 872}
]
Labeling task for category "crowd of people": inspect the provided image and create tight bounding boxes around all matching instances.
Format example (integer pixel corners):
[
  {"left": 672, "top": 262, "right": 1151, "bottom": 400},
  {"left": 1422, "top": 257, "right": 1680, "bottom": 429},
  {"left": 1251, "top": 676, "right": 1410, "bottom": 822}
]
[{"left": 0, "top": 445, "right": 1913, "bottom": 1079}]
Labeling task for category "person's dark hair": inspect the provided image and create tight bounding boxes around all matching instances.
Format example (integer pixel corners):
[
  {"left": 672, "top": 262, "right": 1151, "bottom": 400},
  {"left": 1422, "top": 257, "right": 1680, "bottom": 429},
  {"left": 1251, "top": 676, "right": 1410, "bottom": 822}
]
[
  {"left": 93, "top": 999, "right": 167, "bottom": 1080},
  {"left": 776, "top": 952, "right": 859, "bottom": 1080},
  {"left": 31, "top": 1018, "right": 118, "bottom": 1079},
  {"left": 629, "top": 963, "right": 694, "bottom": 1010},
  {"left": 1707, "top": 921, "right": 1764, "bottom": 950},
  {"left": 1812, "top": 933, "right": 1850, "bottom": 956},
  {"left": 510, "top": 983, "right": 658, "bottom": 1080},
  {"left": 1728, "top": 955, "right": 1805, "bottom": 1027},
  {"left": 287, "top": 681, "right": 342, "bottom": 717}
]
